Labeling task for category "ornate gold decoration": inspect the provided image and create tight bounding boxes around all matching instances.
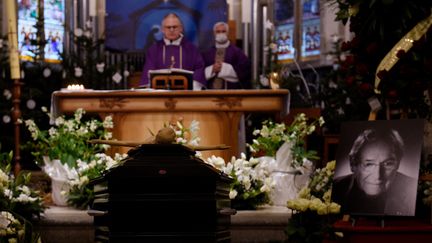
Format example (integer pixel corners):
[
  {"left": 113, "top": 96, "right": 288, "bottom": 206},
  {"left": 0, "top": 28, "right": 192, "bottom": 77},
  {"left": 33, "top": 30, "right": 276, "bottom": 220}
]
[
  {"left": 375, "top": 13, "right": 432, "bottom": 94},
  {"left": 164, "top": 98, "right": 177, "bottom": 110},
  {"left": 99, "top": 98, "right": 127, "bottom": 109},
  {"left": 213, "top": 97, "right": 242, "bottom": 109}
]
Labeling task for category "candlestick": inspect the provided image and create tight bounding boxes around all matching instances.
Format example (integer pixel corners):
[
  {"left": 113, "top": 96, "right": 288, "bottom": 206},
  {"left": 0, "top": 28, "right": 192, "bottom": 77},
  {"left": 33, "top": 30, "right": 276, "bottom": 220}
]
[{"left": 5, "top": 0, "right": 21, "bottom": 79}]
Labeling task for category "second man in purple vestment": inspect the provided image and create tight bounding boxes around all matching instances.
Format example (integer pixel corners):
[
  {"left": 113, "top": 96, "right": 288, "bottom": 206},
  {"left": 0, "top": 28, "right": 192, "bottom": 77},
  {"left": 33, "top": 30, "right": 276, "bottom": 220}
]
[{"left": 202, "top": 22, "right": 252, "bottom": 89}]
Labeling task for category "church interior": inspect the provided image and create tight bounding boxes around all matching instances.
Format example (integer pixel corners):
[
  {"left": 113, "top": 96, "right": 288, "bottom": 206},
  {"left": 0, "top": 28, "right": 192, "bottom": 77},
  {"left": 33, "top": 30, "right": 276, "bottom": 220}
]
[{"left": 1, "top": 0, "right": 432, "bottom": 242}]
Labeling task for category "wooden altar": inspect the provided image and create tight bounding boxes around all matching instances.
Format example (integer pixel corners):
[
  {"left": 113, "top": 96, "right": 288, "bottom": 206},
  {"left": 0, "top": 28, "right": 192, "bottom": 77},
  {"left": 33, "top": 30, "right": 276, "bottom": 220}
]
[{"left": 52, "top": 89, "right": 289, "bottom": 160}]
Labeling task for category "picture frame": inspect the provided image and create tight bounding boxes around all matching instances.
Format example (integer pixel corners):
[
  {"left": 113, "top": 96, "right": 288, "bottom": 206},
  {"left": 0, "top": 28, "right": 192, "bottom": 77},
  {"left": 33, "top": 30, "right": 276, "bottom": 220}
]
[{"left": 331, "top": 119, "right": 424, "bottom": 216}]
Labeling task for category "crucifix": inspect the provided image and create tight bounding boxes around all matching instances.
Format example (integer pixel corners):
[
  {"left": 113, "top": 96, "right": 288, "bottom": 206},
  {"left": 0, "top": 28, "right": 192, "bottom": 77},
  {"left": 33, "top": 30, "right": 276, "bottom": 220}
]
[{"left": 170, "top": 55, "right": 175, "bottom": 69}]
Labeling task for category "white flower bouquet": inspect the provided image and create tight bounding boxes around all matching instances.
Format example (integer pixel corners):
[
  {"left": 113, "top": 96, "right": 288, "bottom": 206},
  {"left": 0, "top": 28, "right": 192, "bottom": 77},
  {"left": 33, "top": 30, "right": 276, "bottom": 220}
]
[
  {"left": 0, "top": 211, "right": 25, "bottom": 242},
  {"left": 0, "top": 151, "right": 44, "bottom": 242},
  {"left": 66, "top": 152, "right": 127, "bottom": 209},
  {"left": 248, "top": 113, "right": 324, "bottom": 169},
  {"left": 205, "top": 153, "right": 275, "bottom": 210},
  {"left": 0, "top": 151, "right": 44, "bottom": 221}
]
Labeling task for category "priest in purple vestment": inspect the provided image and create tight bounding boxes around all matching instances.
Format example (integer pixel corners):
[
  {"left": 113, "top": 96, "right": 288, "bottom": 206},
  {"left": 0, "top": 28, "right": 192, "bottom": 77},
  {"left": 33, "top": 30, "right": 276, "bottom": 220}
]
[
  {"left": 140, "top": 13, "right": 206, "bottom": 89},
  {"left": 202, "top": 22, "right": 252, "bottom": 89}
]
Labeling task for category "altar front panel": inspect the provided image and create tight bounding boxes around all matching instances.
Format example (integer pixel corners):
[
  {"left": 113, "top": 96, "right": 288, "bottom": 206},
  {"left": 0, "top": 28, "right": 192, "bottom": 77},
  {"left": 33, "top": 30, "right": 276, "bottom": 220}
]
[{"left": 52, "top": 90, "right": 289, "bottom": 160}]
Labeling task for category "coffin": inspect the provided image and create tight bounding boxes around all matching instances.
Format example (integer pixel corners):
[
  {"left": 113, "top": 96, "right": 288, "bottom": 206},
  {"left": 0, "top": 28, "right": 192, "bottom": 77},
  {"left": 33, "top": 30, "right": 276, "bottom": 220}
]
[{"left": 88, "top": 144, "right": 234, "bottom": 242}]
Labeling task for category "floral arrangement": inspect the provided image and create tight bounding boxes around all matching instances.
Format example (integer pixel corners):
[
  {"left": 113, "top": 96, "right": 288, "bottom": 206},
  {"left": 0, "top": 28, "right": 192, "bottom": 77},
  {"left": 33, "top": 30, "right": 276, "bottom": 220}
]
[
  {"left": 0, "top": 211, "right": 24, "bottom": 242},
  {"left": 22, "top": 107, "right": 122, "bottom": 207},
  {"left": 167, "top": 118, "right": 200, "bottom": 146},
  {"left": 205, "top": 153, "right": 275, "bottom": 210},
  {"left": 0, "top": 151, "right": 44, "bottom": 242},
  {"left": 169, "top": 118, "right": 201, "bottom": 146},
  {"left": 0, "top": 210, "right": 43, "bottom": 243},
  {"left": 320, "top": 1, "right": 432, "bottom": 126},
  {"left": 66, "top": 152, "right": 127, "bottom": 209},
  {"left": 315, "top": 34, "right": 369, "bottom": 133},
  {"left": 23, "top": 107, "right": 113, "bottom": 168},
  {"left": 286, "top": 160, "right": 341, "bottom": 243},
  {"left": 0, "top": 151, "right": 44, "bottom": 221},
  {"left": 248, "top": 113, "right": 324, "bottom": 168}
]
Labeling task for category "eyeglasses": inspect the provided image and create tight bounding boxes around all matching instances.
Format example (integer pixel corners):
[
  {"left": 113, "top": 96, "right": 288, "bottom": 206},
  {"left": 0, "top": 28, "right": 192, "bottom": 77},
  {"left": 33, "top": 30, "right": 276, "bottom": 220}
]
[
  {"left": 164, "top": 25, "right": 180, "bottom": 31},
  {"left": 360, "top": 160, "right": 398, "bottom": 172}
]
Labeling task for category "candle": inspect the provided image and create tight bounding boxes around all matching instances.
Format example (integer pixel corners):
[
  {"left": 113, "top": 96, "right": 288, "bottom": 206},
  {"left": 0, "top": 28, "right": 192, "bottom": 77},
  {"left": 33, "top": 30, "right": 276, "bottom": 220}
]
[
  {"left": 89, "top": 0, "right": 97, "bottom": 17},
  {"left": 5, "top": 0, "right": 21, "bottom": 79}
]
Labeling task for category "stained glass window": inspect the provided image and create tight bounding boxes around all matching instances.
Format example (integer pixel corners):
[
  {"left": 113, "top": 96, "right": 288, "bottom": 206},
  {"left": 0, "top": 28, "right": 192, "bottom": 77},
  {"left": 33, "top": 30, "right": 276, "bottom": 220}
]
[
  {"left": 301, "top": 0, "right": 320, "bottom": 61},
  {"left": 273, "top": 0, "right": 321, "bottom": 63},
  {"left": 17, "top": 0, "right": 65, "bottom": 62}
]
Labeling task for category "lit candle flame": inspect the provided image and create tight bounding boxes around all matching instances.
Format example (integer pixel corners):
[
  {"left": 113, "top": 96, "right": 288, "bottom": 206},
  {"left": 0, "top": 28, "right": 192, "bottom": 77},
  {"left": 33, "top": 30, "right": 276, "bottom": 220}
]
[{"left": 67, "top": 84, "right": 85, "bottom": 90}]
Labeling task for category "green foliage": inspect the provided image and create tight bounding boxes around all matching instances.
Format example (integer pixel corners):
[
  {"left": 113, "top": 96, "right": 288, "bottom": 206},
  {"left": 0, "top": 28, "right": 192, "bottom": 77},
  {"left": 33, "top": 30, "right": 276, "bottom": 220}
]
[{"left": 67, "top": 182, "right": 94, "bottom": 210}]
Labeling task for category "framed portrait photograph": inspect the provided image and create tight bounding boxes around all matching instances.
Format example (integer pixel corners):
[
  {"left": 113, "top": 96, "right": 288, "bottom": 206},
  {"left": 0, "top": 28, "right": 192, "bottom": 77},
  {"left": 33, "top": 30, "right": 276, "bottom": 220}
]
[{"left": 331, "top": 119, "right": 424, "bottom": 216}]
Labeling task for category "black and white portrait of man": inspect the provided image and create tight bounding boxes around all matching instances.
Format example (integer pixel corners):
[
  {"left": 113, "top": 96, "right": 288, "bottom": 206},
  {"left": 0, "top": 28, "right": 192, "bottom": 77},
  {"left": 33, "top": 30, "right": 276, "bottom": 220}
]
[{"left": 332, "top": 119, "right": 424, "bottom": 216}]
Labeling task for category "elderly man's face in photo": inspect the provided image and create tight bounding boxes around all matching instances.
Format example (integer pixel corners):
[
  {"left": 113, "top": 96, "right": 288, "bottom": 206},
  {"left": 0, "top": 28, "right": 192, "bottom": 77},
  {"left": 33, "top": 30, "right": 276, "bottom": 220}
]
[
  {"left": 353, "top": 141, "right": 400, "bottom": 196},
  {"left": 162, "top": 16, "right": 183, "bottom": 41}
]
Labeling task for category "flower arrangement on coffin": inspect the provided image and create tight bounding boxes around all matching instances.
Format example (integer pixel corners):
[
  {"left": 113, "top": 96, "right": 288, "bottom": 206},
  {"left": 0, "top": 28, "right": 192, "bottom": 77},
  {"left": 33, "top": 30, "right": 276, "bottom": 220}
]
[
  {"left": 286, "top": 160, "right": 341, "bottom": 243},
  {"left": 160, "top": 118, "right": 273, "bottom": 209},
  {"left": 167, "top": 118, "right": 200, "bottom": 146},
  {"left": 66, "top": 153, "right": 127, "bottom": 209},
  {"left": 0, "top": 150, "right": 44, "bottom": 242},
  {"left": 22, "top": 107, "right": 116, "bottom": 206},
  {"left": 205, "top": 153, "right": 275, "bottom": 210}
]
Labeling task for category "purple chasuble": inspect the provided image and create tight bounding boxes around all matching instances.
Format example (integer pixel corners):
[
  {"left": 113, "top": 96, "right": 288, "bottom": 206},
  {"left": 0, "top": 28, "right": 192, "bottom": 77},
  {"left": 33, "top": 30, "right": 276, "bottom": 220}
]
[
  {"left": 140, "top": 38, "right": 206, "bottom": 87},
  {"left": 202, "top": 44, "right": 252, "bottom": 89}
]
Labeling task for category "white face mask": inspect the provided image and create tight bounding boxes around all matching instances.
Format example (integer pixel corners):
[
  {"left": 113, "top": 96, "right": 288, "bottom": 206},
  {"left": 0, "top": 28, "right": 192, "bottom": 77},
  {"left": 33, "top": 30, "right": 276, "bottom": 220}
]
[{"left": 215, "top": 33, "right": 228, "bottom": 43}]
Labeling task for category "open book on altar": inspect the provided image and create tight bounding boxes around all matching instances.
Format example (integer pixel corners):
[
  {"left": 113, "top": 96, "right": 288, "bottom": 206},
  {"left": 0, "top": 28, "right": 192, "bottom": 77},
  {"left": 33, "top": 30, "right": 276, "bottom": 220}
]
[{"left": 149, "top": 68, "right": 193, "bottom": 90}]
